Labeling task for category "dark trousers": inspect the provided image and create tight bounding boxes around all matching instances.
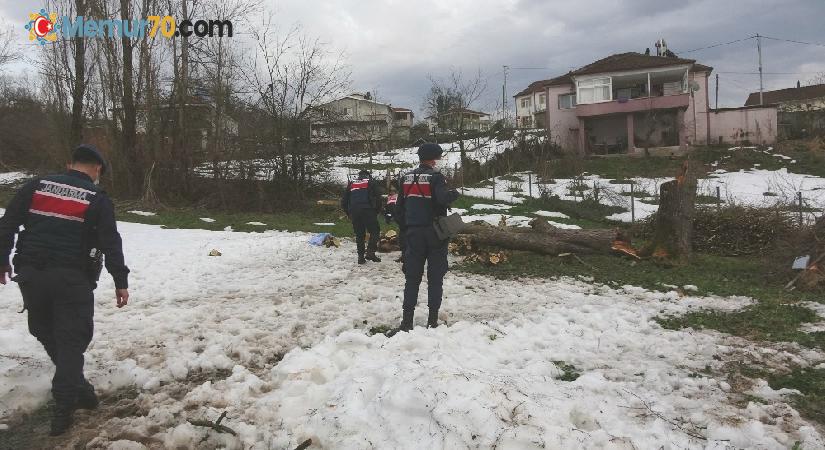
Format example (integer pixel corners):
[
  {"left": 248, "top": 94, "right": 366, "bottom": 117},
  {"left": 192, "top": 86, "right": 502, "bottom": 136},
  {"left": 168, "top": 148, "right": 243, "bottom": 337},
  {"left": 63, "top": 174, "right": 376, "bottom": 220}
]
[
  {"left": 403, "top": 226, "right": 448, "bottom": 311},
  {"left": 351, "top": 208, "right": 380, "bottom": 255},
  {"left": 17, "top": 266, "right": 94, "bottom": 406}
]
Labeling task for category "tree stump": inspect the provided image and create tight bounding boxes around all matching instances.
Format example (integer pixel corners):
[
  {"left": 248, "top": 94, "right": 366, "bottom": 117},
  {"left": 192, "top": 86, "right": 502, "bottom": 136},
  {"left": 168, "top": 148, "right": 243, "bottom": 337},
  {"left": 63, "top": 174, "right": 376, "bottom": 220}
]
[{"left": 642, "top": 160, "right": 698, "bottom": 261}]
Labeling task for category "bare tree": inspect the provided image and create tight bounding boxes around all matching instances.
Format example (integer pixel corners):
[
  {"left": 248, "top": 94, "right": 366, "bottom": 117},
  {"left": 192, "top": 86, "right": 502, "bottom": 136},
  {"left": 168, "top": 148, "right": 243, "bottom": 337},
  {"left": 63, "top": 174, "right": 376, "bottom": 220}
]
[
  {"left": 423, "top": 68, "right": 486, "bottom": 164},
  {"left": 0, "top": 22, "right": 20, "bottom": 68},
  {"left": 243, "top": 12, "right": 350, "bottom": 195},
  {"left": 806, "top": 72, "right": 825, "bottom": 86}
]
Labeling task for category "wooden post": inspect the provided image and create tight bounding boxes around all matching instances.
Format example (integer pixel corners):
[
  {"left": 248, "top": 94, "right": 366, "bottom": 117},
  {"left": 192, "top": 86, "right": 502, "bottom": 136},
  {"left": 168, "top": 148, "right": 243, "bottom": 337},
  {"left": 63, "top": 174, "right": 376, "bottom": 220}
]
[
  {"left": 492, "top": 176, "right": 496, "bottom": 201},
  {"left": 593, "top": 181, "right": 599, "bottom": 203},
  {"left": 716, "top": 186, "right": 721, "bottom": 210},
  {"left": 799, "top": 192, "right": 804, "bottom": 227},
  {"left": 528, "top": 172, "right": 533, "bottom": 197},
  {"left": 630, "top": 183, "right": 636, "bottom": 224}
]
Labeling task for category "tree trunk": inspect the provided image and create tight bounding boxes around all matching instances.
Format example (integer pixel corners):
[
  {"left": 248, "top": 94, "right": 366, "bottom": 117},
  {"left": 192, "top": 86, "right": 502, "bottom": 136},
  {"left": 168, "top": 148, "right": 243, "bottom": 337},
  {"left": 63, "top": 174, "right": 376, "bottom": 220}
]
[
  {"left": 69, "top": 0, "right": 88, "bottom": 147},
  {"left": 457, "top": 218, "right": 629, "bottom": 256},
  {"left": 120, "top": 0, "right": 138, "bottom": 193},
  {"left": 642, "top": 160, "right": 698, "bottom": 260}
]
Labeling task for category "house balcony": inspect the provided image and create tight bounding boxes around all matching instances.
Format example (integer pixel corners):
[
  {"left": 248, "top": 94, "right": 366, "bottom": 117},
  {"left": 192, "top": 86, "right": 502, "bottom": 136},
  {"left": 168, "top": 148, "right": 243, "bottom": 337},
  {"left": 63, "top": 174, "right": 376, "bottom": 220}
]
[{"left": 575, "top": 93, "right": 690, "bottom": 117}]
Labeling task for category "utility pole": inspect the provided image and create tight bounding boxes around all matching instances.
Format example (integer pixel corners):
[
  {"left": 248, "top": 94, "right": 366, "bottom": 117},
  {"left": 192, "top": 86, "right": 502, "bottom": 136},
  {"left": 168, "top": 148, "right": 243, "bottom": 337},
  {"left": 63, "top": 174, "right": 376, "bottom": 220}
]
[
  {"left": 715, "top": 73, "right": 719, "bottom": 109},
  {"left": 502, "top": 65, "right": 509, "bottom": 126},
  {"left": 756, "top": 33, "right": 764, "bottom": 105}
]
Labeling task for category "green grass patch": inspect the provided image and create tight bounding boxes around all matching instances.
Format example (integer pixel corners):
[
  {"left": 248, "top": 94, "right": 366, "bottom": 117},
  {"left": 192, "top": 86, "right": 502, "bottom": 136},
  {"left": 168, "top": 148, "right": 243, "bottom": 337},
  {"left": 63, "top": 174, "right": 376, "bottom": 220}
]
[
  {"left": 554, "top": 361, "right": 581, "bottom": 382},
  {"left": 451, "top": 196, "right": 606, "bottom": 229},
  {"left": 658, "top": 304, "right": 825, "bottom": 349},
  {"left": 768, "top": 367, "right": 825, "bottom": 425},
  {"left": 116, "top": 202, "right": 363, "bottom": 237}
]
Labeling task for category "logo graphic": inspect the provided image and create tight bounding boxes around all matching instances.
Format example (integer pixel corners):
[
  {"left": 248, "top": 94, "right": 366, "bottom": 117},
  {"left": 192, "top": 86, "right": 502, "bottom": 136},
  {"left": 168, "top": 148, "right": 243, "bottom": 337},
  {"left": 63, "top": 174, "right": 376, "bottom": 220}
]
[{"left": 25, "top": 9, "right": 60, "bottom": 45}]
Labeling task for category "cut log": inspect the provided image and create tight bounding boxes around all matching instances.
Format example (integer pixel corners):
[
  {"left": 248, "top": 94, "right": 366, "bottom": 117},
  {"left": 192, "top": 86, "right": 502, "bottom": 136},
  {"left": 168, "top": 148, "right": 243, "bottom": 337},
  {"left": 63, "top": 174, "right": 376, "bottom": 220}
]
[
  {"left": 642, "top": 160, "right": 698, "bottom": 260},
  {"left": 457, "top": 219, "right": 627, "bottom": 256}
]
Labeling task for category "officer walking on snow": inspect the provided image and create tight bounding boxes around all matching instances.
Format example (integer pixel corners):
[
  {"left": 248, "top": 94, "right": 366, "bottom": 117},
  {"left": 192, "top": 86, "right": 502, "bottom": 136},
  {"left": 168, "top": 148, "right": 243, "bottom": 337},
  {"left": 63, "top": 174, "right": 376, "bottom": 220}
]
[
  {"left": 0, "top": 144, "right": 130, "bottom": 436},
  {"left": 341, "top": 169, "right": 383, "bottom": 264},
  {"left": 389, "top": 143, "right": 459, "bottom": 334}
]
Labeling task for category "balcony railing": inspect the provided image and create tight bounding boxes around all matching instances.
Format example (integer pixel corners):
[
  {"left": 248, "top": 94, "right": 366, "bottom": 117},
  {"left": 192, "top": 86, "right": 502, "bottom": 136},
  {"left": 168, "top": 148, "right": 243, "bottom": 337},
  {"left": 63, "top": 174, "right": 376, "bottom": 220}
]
[{"left": 575, "top": 93, "right": 690, "bottom": 117}]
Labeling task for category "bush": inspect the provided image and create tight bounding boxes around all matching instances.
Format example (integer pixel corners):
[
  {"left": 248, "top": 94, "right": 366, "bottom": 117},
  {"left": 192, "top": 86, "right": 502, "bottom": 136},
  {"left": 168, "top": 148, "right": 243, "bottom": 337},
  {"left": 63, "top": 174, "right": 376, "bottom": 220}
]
[{"left": 640, "top": 206, "right": 797, "bottom": 256}]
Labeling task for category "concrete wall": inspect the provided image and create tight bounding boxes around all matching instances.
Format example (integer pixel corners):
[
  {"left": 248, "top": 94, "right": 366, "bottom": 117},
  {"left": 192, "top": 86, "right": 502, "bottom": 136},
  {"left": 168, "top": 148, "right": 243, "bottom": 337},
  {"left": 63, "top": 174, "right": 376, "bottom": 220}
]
[
  {"left": 685, "top": 71, "right": 710, "bottom": 145},
  {"left": 709, "top": 106, "right": 778, "bottom": 145},
  {"left": 545, "top": 85, "right": 579, "bottom": 151}
]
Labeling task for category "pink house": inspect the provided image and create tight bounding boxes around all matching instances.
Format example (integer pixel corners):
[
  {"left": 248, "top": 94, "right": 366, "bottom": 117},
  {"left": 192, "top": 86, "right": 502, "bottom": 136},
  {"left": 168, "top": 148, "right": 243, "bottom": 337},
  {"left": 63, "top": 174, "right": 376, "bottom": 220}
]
[{"left": 516, "top": 52, "right": 715, "bottom": 154}]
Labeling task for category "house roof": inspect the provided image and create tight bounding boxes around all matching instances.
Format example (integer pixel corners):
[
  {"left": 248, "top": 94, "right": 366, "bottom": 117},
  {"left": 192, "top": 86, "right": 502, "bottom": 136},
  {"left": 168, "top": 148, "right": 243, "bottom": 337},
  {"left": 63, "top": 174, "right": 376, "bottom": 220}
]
[
  {"left": 513, "top": 74, "right": 573, "bottom": 98},
  {"left": 392, "top": 107, "right": 413, "bottom": 112},
  {"left": 744, "top": 83, "right": 825, "bottom": 106},
  {"left": 571, "top": 52, "right": 712, "bottom": 76}
]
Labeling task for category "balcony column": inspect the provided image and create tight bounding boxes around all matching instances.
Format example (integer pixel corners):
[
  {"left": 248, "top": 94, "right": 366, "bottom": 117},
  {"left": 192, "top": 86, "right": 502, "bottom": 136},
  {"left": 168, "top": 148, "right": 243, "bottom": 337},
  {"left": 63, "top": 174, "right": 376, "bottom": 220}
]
[
  {"left": 578, "top": 117, "right": 586, "bottom": 155},
  {"left": 626, "top": 113, "right": 635, "bottom": 153}
]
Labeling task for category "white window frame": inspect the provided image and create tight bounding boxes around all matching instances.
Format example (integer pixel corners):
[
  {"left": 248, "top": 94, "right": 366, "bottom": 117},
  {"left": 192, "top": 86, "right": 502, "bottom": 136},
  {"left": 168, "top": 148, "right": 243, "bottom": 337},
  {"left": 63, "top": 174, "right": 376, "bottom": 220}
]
[
  {"left": 576, "top": 77, "right": 612, "bottom": 104},
  {"left": 537, "top": 93, "right": 547, "bottom": 110},
  {"left": 520, "top": 97, "right": 531, "bottom": 109},
  {"left": 558, "top": 93, "right": 577, "bottom": 110}
]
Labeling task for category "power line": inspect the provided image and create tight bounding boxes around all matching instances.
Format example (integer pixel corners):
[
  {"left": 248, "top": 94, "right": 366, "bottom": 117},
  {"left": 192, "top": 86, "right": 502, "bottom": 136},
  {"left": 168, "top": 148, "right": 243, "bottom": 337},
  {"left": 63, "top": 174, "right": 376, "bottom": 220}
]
[
  {"left": 761, "top": 35, "right": 825, "bottom": 48},
  {"left": 717, "top": 71, "right": 823, "bottom": 75},
  {"left": 677, "top": 36, "right": 756, "bottom": 54}
]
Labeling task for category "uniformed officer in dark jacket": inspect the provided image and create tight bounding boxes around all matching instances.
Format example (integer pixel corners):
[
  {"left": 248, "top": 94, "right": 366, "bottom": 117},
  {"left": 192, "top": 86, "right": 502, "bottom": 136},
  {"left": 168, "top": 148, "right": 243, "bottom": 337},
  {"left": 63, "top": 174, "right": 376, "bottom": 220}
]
[
  {"left": 0, "top": 144, "right": 130, "bottom": 436},
  {"left": 341, "top": 169, "right": 383, "bottom": 264},
  {"left": 383, "top": 181, "right": 406, "bottom": 261},
  {"left": 390, "top": 143, "right": 459, "bottom": 334}
]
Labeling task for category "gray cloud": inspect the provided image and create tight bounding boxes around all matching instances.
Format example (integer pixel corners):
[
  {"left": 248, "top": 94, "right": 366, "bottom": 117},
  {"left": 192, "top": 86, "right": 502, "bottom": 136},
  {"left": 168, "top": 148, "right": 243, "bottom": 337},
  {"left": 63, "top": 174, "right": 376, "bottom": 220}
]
[{"left": 1, "top": 0, "right": 823, "bottom": 116}]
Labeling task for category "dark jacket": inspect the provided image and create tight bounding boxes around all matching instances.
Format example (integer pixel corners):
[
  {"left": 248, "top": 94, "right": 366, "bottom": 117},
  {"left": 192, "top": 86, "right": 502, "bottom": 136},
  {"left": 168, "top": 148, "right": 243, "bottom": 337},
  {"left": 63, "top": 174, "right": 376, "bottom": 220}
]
[
  {"left": 0, "top": 170, "right": 130, "bottom": 289},
  {"left": 397, "top": 164, "right": 459, "bottom": 227},
  {"left": 341, "top": 177, "right": 382, "bottom": 215}
]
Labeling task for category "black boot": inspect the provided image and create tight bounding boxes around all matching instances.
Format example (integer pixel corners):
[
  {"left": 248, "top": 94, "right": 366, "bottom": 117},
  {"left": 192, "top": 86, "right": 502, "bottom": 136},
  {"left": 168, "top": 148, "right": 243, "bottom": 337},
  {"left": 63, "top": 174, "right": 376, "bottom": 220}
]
[
  {"left": 386, "top": 309, "right": 414, "bottom": 337},
  {"left": 365, "top": 252, "right": 382, "bottom": 263},
  {"left": 75, "top": 383, "right": 99, "bottom": 410},
  {"left": 50, "top": 404, "right": 73, "bottom": 436},
  {"left": 428, "top": 309, "right": 439, "bottom": 328},
  {"left": 358, "top": 254, "right": 366, "bottom": 265}
]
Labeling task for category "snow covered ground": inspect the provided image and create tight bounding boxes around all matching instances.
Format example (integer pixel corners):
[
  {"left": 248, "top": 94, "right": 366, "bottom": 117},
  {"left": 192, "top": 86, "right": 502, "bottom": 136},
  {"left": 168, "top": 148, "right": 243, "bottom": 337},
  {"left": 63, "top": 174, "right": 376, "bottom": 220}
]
[
  {"left": 1, "top": 220, "right": 824, "bottom": 448},
  {"left": 0, "top": 172, "right": 31, "bottom": 185},
  {"left": 329, "top": 137, "right": 514, "bottom": 184}
]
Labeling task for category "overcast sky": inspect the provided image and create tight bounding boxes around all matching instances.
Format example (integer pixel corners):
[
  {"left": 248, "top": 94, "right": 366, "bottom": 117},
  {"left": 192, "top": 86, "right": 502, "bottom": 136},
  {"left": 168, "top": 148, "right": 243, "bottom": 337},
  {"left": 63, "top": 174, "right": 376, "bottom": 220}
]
[{"left": 2, "top": 0, "right": 824, "bottom": 118}]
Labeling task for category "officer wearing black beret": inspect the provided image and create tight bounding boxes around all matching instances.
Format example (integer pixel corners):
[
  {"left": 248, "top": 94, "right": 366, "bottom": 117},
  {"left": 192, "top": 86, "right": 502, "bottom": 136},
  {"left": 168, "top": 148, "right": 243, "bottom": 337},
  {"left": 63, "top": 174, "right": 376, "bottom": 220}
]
[
  {"left": 0, "top": 144, "right": 130, "bottom": 436},
  {"left": 389, "top": 143, "right": 459, "bottom": 334},
  {"left": 341, "top": 169, "right": 383, "bottom": 264}
]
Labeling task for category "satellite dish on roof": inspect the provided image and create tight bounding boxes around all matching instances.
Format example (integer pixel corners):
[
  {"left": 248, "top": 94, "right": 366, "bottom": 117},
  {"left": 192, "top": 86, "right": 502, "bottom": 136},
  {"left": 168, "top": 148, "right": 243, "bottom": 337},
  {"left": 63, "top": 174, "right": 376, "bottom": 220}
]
[{"left": 689, "top": 80, "right": 700, "bottom": 92}]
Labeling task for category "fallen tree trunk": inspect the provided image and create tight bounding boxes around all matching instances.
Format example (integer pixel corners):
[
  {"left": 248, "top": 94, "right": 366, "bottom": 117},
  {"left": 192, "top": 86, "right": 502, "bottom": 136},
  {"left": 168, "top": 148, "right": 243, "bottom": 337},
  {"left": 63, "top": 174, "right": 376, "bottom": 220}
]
[{"left": 457, "top": 218, "right": 630, "bottom": 256}]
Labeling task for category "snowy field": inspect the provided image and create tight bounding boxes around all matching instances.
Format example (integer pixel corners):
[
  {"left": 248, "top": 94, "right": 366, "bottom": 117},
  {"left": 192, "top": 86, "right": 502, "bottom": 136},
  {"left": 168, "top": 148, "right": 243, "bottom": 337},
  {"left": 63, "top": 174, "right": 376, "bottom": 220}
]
[
  {"left": 329, "top": 136, "right": 514, "bottom": 184},
  {"left": 462, "top": 148, "right": 825, "bottom": 225},
  {"left": 1, "top": 219, "right": 824, "bottom": 448}
]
